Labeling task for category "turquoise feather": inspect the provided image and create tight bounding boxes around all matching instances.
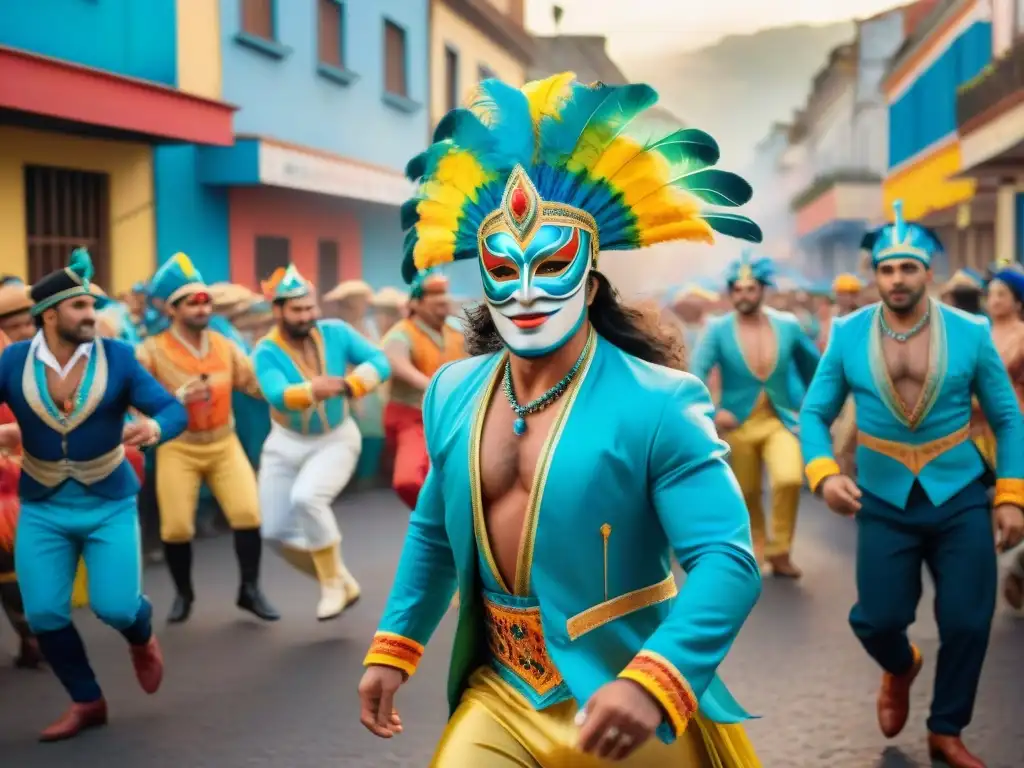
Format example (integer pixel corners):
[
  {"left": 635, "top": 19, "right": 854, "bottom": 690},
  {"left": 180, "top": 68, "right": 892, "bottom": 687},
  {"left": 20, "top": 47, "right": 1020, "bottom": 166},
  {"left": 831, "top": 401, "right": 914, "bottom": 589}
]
[
  {"left": 703, "top": 214, "right": 763, "bottom": 243},
  {"left": 68, "top": 247, "right": 94, "bottom": 284},
  {"left": 564, "top": 84, "right": 658, "bottom": 169},
  {"left": 672, "top": 169, "right": 753, "bottom": 207},
  {"left": 603, "top": 128, "right": 721, "bottom": 187},
  {"left": 536, "top": 82, "right": 615, "bottom": 167},
  {"left": 467, "top": 79, "right": 534, "bottom": 170}
]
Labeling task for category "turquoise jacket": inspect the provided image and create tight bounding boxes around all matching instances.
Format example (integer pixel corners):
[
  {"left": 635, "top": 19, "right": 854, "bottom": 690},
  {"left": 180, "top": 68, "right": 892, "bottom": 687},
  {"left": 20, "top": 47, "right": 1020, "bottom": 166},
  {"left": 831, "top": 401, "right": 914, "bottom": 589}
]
[
  {"left": 691, "top": 309, "right": 820, "bottom": 430},
  {"left": 252, "top": 319, "right": 390, "bottom": 435},
  {"left": 800, "top": 300, "right": 1024, "bottom": 510},
  {"left": 365, "top": 333, "right": 761, "bottom": 743}
]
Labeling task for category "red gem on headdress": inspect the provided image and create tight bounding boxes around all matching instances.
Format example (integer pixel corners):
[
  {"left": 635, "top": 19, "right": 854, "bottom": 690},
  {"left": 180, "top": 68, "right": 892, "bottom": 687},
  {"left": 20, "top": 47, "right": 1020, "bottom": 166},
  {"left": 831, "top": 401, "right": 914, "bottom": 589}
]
[{"left": 510, "top": 185, "right": 528, "bottom": 220}]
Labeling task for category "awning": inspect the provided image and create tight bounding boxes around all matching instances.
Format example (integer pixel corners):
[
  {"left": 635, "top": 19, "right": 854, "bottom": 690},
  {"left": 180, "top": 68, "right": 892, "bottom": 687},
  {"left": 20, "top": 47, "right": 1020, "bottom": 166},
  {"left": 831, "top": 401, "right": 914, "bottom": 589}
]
[
  {"left": 0, "top": 45, "right": 236, "bottom": 146},
  {"left": 198, "top": 136, "right": 416, "bottom": 207}
]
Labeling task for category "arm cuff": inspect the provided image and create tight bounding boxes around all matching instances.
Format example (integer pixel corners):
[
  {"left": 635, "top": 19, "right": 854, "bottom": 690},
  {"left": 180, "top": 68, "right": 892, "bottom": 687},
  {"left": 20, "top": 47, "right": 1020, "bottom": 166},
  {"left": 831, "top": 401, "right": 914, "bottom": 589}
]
[
  {"left": 363, "top": 631, "right": 425, "bottom": 677},
  {"left": 345, "top": 374, "right": 369, "bottom": 399},
  {"left": 618, "top": 650, "right": 697, "bottom": 738},
  {"left": 805, "top": 457, "right": 841, "bottom": 493},
  {"left": 282, "top": 382, "right": 315, "bottom": 410},
  {"left": 994, "top": 479, "right": 1024, "bottom": 508}
]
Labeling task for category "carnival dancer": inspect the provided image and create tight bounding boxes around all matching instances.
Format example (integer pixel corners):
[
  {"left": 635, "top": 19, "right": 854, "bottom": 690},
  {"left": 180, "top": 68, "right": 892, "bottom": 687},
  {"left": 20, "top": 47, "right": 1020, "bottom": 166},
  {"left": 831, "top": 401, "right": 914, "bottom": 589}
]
[
  {"left": 0, "top": 280, "right": 36, "bottom": 343},
  {"left": 820, "top": 273, "right": 864, "bottom": 477},
  {"left": 137, "top": 253, "right": 279, "bottom": 624},
  {"left": 800, "top": 202, "right": 1024, "bottom": 768},
  {"left": 691, "top": 252, "right": 819, "bottom": 577},
  {"left": 380, "top": 269, "right": 464, "bottom": 509},
  {"left": 254, "top": 266, "right": 389, "bottom": 620},
  {"left": 0, "top": 249, "right": 187, "bottom": 740},
  {"left": 359, "top": 72, "right": 764, "bottom": 766}
]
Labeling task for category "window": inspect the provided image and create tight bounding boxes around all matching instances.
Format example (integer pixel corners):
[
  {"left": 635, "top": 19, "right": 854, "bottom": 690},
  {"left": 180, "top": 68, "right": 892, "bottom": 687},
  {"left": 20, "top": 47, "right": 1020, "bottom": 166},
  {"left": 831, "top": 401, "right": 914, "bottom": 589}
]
[
  {"left": 478, "top": 64, "right": 497, "bottom": 82},
  {"left": 444, "top": 46, "right": 459, "bottom": 111},
  {"left": 254, "top": 236, "right": 290, "bottom": 283},
  {"left": 240, "top": 0, "right": 275, "bottom": 40},
  {"left": 384, "top": 20, "right": 408, "bottom": 96},
  {"left": 318, "top": 0, "right": 344, "bottom": 67},
  {"left": 317, "top": 240, "right": 340, "bottom": 298},
  {"left": 24, "top": 165, "right": 110, "bottom": 288}
]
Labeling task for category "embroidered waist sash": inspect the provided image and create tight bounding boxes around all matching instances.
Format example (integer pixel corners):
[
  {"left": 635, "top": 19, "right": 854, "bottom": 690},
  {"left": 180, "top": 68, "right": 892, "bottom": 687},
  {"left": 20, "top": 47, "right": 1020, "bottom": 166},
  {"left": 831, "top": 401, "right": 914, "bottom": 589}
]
[
  {"left": 857, "top": 424, "right": 970, "bottom": 475},
  {"left": 482, "top": 589, "right": 571, "bottom": 709},
  {"left": 21, "top": 445, "right": 125, "bottom": 487}
]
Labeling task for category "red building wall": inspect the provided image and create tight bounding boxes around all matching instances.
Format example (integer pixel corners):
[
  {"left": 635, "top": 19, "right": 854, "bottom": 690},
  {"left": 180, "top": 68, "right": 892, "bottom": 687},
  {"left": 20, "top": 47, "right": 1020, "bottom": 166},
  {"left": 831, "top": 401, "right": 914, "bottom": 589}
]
[{"left": 228, "top": 186, "right": 362, "bottom": 292}]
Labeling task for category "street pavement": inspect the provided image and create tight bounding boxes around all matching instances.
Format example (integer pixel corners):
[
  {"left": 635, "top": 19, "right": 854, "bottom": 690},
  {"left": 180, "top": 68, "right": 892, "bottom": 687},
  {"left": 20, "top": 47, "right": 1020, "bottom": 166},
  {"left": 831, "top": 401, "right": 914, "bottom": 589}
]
[{"left": 1, "top": 489, "right": 1022, "bottom": 767}]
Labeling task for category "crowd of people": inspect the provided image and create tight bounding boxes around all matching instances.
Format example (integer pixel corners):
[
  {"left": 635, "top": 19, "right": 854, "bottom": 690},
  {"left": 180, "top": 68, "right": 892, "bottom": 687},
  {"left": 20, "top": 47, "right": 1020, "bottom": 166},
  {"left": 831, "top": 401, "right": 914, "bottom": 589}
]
[{"left": 1, "top": 70, "right": 1021, "bottom": 768}]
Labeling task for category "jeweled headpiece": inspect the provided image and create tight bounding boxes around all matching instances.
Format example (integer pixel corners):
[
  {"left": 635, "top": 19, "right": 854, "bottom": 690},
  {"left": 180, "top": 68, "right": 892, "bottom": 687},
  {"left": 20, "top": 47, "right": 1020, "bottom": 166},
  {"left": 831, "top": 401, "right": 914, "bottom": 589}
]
[
  {"left": 724, "top": 249, "right": 776, "bottom": 288},
  {"left": 399, "top": 71, "right": 762, "bottom": 283},
  {"left": 862, "top": 200, "right": 943, "bottom": 267},
  {"left": 261, "top": 264, "right": 310, "bottom": 302}
]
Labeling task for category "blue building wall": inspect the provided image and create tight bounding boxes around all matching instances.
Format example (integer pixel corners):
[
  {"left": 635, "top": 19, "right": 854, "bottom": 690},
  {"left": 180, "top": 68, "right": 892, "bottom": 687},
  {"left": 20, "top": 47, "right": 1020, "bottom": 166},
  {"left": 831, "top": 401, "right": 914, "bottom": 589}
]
[
  {"left": 218, "top": 0, "right": 430, "bottom": 173},
  {"left": 888, "top": 20, "right": 992, "bottom": 169},
  {"left": 0, "top": 0, "right": 177, "bottom": 84}
]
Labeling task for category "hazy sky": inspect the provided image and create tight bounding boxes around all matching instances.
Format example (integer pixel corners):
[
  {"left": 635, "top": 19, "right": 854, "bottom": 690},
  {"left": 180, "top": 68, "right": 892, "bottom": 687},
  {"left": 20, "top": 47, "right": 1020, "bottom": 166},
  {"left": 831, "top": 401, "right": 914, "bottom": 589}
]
[{"left": 525, "top": 0, "right": 908, "bottom": 58}]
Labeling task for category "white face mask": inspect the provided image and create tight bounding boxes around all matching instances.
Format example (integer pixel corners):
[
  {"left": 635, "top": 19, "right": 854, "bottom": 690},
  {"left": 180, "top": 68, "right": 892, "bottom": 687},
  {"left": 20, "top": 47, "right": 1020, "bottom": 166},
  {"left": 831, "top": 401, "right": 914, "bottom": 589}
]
[{"left": 480, "top": 224, "right": 592, "bottom": 358}]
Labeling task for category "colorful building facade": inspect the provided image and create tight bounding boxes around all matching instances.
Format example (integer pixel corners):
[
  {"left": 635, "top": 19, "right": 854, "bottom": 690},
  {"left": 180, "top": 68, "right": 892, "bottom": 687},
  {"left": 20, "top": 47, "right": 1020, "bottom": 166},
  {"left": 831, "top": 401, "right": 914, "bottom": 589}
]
[
  {"left": 956, "top": 0, "right": 1024, "bottom": 263},
  {"left": 0, "top": 0, "right": 235, "bottom": 293},
  {"left": 157, "top": 0, "right": 430, "bottom": 294},
  {"left": 882, "top": 0, "right": 993, "bottom": 273}
]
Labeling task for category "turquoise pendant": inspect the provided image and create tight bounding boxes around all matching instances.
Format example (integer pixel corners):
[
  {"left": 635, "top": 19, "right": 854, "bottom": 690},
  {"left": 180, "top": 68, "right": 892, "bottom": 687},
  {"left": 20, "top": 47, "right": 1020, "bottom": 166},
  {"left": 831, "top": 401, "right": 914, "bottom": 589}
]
[{"left": 513, "top": 417, "right": 527, "bottom": 436}]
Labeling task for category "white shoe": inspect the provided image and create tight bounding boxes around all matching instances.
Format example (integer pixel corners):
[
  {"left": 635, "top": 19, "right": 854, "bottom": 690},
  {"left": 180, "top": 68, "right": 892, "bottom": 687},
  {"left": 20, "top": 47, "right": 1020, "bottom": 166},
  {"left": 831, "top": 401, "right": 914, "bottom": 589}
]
[
  {"left": 343, "top": 577, "right": 361, "bottom": 607},
  {"left": 316, "top": 581, "right": 348, "bottom": 622}
]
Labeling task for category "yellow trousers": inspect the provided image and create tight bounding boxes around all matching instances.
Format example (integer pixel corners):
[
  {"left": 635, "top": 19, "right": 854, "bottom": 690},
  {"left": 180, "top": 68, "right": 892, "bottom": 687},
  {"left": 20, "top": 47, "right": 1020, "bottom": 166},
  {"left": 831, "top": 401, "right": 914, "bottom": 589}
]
[
  {"left": 156, "top": 434, "right": 260, "bottom": 543},
  {"left": 724, "top": 399, "right": 802, "bottom": 559},
  {"left": 431, "top": 667, "right": 760, "bottom": 767}
]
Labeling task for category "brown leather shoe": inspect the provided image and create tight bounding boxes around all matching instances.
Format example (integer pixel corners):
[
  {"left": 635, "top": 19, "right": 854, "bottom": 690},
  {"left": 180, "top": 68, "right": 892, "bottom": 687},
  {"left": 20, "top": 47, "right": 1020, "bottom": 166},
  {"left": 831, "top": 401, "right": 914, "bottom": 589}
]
[
  {"left": 767, "top": 553, "right": 803, "bottom": 579},
  {"left": 129, "top": 636, "right": 164, "bottom": 694},
  {"left": 39, "top": 699, "right": 108, "bottom": 742},
  {"left": 927, "top": 733, "right": 986, "bottom": 768},
  {"left": 877, "top": 645, "right": 923, "bottom": 738}
]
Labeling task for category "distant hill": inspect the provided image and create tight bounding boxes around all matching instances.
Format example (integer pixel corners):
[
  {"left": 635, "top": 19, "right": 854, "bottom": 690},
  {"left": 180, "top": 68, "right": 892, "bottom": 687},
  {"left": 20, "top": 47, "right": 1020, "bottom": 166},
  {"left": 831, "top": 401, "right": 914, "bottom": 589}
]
[{"left": 621, "top": 21, "right": 856, "bottom": 165}]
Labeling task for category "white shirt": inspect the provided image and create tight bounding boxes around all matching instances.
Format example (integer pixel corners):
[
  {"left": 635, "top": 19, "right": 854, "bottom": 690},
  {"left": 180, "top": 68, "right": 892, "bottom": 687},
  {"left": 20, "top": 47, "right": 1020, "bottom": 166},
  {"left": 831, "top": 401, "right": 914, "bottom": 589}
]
[{"left": 31, "top": 331, "right": 93, "bottom": 380}]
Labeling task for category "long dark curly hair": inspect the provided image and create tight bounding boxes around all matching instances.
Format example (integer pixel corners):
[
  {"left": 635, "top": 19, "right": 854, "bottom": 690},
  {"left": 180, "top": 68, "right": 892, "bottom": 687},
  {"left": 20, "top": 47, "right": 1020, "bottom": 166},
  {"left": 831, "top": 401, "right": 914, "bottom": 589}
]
[{"left": 463, "top": 271, "right": 687, "bottom": 370}]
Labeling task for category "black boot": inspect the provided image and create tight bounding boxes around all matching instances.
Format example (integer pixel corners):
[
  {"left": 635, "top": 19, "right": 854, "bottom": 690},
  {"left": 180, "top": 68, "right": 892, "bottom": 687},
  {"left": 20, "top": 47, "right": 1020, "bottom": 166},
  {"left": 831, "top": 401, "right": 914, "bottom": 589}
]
[
  {"left": 233, "top": 529, "right": 279, "bottom": 622},
  {"left": 162, "top": 542, "right": 194, "bottom": 623}
]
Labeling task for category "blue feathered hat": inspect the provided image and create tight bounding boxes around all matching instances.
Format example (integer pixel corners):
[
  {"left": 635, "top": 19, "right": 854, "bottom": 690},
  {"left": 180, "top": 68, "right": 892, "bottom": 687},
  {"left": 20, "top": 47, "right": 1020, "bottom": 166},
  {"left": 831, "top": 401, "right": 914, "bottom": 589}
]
[
  {"left": 261, "top": 265, "right": 310, "bottom": 303},
  {"left": 861, "top": 200, "right": 943, "bottom": 268},
  {"left": 30, "top": 248, "right": 97, "bottom": 316},
  {"left": 399, "top": 72, "right": 762, "bottom": 284},
  {"left": 149, "top": 253, "right": 207, "bottom": 305},
  {"left": 723, "top": 249, "right": 776, "bottom": 288}
]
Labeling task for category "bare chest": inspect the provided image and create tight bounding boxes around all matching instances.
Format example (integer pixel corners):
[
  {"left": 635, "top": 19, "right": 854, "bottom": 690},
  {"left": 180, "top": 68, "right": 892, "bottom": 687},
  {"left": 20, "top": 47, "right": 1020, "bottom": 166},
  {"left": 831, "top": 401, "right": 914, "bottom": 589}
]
[
  {"left": 881, "top": 331, "right": 931, "bottom": 385},
  {"left": 736, "top": 320, "right": 777, "bottom": 379},
  {"left": 44, "top": 360, "right": 88, "bottom": 416}
]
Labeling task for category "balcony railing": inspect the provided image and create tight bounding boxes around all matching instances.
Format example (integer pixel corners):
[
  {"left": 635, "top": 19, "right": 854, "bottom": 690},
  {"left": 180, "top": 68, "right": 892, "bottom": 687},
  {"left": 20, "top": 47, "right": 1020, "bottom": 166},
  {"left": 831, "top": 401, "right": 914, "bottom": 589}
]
[
  {"left": 957, "top": 40, "right": 1024, "bottom": 132},
  {"left": 789, "top": 169, "right": 882, "bottom": 212}
]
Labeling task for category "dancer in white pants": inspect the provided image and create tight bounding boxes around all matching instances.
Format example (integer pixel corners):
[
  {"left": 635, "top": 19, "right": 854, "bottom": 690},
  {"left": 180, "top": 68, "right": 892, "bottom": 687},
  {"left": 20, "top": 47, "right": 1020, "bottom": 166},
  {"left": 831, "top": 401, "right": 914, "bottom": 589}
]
[{"left": 253, "top": 265, "right": 390, "bottom": 620}]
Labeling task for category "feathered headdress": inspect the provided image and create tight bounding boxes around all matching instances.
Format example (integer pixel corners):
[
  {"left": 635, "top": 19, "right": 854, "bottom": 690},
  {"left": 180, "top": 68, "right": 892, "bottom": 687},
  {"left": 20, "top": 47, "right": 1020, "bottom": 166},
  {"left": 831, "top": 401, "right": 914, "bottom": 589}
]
[
  {"left": 409, "top": 269, "right": 449, "bottom": 300},
  {"left": 149, "top": 252, "right": 207, "bottom": 305},
  {"left": 261, "top": 265, "right": 310, "bottom": 302},
  {"left": 861, "top": 200, "right": 943, "bottom": 267},
  {"left": 30, "top": 248, "right": 96, "bottom": 316},
  {"left": 723, "top": 249, "right": 776, "bottom": 288},
  {"left": 400, "top": 72, "right": 762, "bottom": 283}
]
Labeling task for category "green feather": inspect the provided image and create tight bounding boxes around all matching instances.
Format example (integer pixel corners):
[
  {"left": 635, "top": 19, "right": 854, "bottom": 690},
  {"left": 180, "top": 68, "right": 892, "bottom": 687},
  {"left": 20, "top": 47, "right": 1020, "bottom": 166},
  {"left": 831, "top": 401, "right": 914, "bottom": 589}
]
[
  {"left": 672, "top": 169, "right": 752, "bottom": 207},
  {"left": 68, "top": 247, "right": 94, "bottom": 284},
  {"left": 702, "top": 213, "right": 763, "bottom": 243},
  {"left": 568, "top": 84, "right": 658, "bottom": 170},
  {"left": 604, "top": 128, "right": 722, "bottom": 186}
]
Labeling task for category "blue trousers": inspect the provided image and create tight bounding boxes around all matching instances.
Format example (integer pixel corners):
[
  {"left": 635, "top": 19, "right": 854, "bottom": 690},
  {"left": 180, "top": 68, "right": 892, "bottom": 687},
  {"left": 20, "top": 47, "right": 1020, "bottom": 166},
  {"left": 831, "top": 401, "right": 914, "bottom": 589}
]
[
  {"left": 15, "top": 483, "right": 152, "bottom": 702},
  {"left": 849, "top": 480, "right": 995, "bottom": 736}
]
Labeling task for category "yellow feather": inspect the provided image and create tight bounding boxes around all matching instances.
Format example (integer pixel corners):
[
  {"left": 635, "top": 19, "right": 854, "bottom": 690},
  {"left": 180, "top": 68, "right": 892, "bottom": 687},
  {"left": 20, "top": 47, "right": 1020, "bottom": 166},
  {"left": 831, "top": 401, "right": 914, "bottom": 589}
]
[
  {"left": 415, "top": 199, "right": 461, "bottom": 234},
  {"left": 522, "top": 71, "right": 576, "bottom": 127},
  {"left": 433, "top": 150, "right": 492, "bottom": 202},
  {"left": 589, "top": 137, "right": 651, "bottom": 181},
  {"left": 640, "top": 219, "right": 714, "bottom": 247},
  {"left": 413, "top": 228, "right": 458, "bottom": 270}
]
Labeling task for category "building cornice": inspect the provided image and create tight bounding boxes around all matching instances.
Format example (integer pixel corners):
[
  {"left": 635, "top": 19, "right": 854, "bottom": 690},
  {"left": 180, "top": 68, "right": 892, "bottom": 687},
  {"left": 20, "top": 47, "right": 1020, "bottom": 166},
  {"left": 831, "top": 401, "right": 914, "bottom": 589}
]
[{"left": 439, "top": 0, "right": 534, "bottom": 64}]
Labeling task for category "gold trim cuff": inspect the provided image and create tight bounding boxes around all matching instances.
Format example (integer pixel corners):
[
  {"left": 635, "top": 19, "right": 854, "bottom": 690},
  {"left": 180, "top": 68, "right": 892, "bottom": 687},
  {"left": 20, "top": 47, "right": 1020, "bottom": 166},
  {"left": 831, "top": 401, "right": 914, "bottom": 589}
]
[
  {"left": 619, "top": 650, "right": 698, "bottom": 737},
  {"left": 363, "top": 631, "right": 425, "bottom": 677},
  {"left": 282, "top": 382, "right": 315, "bottom": 410},
  {"left": 995, "top": 479, "right": 1024, "bottom": 508},
  {"left": 805, "top": 457, "right": 841, "bottom": 493}
]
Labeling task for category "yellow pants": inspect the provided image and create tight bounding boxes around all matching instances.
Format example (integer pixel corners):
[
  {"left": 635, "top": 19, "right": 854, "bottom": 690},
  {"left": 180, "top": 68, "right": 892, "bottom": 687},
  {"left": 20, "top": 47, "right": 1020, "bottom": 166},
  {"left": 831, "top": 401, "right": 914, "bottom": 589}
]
[
  {"left": 431, "top": 667, "right": 760, "bottom": 767},
  {"left": 724, "top": 399, "right": 802, "bottom": 559},
  {"left": 71, "top": 559, "right": 89, "bottom": 608},
  {"left": 156, "top": 434, "right": 260, "bottom": 543}
]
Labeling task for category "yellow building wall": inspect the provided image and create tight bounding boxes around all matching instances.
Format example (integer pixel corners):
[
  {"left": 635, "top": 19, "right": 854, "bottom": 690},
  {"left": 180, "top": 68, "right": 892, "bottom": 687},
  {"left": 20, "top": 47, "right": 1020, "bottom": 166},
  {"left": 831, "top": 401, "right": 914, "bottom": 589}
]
[
  {"left": 883, "top": 140, "right": 976, "bottom": 221},
  {"left": 176, "top": 0, "right": 222, "bottom": 100},
  {"left": 430, "top": 1, "right": 527, "bottom": 127},
  {"left": 0, "top": 127, "right": 154, "bottom": 293}
]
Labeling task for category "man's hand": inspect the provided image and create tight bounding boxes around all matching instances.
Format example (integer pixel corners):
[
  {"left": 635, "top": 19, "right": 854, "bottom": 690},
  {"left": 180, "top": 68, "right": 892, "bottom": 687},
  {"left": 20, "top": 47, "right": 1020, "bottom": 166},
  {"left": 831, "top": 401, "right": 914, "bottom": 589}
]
[
  {"left": 358, "top": 665, "right": 405, "bottom": 739},
  {"left": 994, "top": 504, "right": 1024, "bottom": 552},
  {"left": 0, "top": 423, "right": 21, "bottom": 452},
  {"left": 178, "top": 378, "right": 211, "bottom": 405},
  {"left": 123, "top": 419, "right": 160, "bottom": 448},
  {"left": 576, "top": 679, "right": 663, "bottom": 761},
  {"left": 820, "top": 474, "right": 862, "bottom": 516},
  {"left": 713, "top": 409, "right": 739, "bottom": 433},
  {"left": 310, "top": 376, "right": 349, "bottom": 402}
]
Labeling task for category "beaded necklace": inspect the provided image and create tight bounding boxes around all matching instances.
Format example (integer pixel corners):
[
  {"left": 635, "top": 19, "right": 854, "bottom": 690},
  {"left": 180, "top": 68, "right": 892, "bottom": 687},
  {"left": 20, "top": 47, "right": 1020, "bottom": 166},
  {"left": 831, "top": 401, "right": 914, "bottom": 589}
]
[
  {"left": 502, "top": 334, "right": 593, "bottom": 436},
  {"left": 880, "top": 306, "right": 930, "bottom": 343}
]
